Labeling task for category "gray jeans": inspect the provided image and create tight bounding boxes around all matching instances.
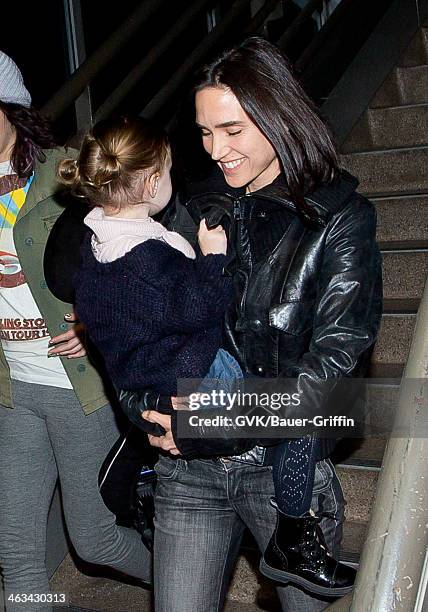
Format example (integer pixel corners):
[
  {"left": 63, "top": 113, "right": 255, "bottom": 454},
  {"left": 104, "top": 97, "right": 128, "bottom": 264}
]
[
  {"left": 154, "top": 456, "right": 345, "bottom": 612},
  {"left": 0, "top": 380, "right": 151, "bottom": 611}
]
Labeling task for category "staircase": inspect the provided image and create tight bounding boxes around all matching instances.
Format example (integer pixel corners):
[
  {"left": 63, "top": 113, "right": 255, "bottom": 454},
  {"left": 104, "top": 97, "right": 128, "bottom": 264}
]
[
  {"left": 337, "top": 10, "right": 428, "bottom": 594},
  {"left": 48, "top": 17, "right": 428, "bottom": 612}
]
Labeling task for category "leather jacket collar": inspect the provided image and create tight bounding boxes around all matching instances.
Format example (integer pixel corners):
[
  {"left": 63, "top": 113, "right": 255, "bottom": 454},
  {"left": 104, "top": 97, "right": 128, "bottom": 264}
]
[{"left": 185, "top": 169, "right": 359, "bottom": 230}]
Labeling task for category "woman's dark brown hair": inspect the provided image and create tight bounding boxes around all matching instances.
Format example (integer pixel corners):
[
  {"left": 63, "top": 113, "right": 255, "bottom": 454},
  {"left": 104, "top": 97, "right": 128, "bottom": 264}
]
[
  {"left": 0, "top": 101, "right": 56, "bottom": 177},
  {"left": 58, "top": 116, "right": 169, "bottom": 210},
  {"left": 195, "top": 37, "right": 339, "bottom": 223}
]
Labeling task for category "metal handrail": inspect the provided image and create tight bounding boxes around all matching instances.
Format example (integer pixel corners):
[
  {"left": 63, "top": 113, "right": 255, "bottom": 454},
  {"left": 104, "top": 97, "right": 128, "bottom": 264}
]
[
  {"left": 296, "top": 0, "right": 355, "bottom": 72},
  {"left": 141, "top": 0, "right": 278, "bottom": 118},
  {"left": 243, "top": 0, "right": 281, "bottom": 34},
  {"left": 42, "top": 0, "right": 163, "bottom": 120},
  {"left": 94, "top": 0, "right": 213, "bottom": 122},
  {"left": 44, "top": 0, "right": 347, "bottom": 128},
  {"left": 277, "top": 0, "right": 324, "bottom": 52},
  {"left": 349, "top": 277, "right": 428, "bottom": 610},
  {"left": 326, "top": 279, "right": 428, "bottom": 611},
  {"left": 43, "top": 0, "right": 352, "bottom": 128}
]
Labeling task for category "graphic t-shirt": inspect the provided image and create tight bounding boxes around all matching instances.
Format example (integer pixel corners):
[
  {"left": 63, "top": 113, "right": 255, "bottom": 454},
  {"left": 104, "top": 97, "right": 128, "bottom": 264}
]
[{"left": 0, "top": 161, "right": 72, "bottom": 387}]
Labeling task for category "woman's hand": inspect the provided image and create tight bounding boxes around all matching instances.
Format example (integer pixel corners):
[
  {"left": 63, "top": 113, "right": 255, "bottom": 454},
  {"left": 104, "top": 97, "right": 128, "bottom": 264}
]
[
  {"left": 48, "top": 311, "right": 87, "bottom": 358},
  {"left": 143, "top": 411, "right": 181, "bottom": 455},
  {"left": 198, "top": 219, "right": 227, "bottom": 255},
  {"left": 172, "top": 395, "right": 190, "bottom": 410}
]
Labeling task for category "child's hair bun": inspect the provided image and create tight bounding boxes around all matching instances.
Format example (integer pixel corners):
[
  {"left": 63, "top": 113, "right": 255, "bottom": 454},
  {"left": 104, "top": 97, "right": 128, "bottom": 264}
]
[
  {"left": 84, "top": 142, "right": 122, "bottom": 189},
  {"left": 100, "top": 150, "right": 121, "bottom": 176},
  {"left": 57, "top": 158, "right": 80, "bottom": 188},
  {"left": 57, "top": 115, "right": 169, "bottom": 209}
]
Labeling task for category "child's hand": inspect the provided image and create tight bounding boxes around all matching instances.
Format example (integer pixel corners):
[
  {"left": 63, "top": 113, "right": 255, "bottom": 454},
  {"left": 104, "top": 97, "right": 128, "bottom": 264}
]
[{"left": 198, "top": 219, "right": 227, "bottom": 255}]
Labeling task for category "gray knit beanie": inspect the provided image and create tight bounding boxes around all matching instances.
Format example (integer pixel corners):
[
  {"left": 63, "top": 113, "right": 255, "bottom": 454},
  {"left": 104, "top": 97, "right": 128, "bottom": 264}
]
[{"left": 0, "top": 51, "right": 31, "bottom": 107}]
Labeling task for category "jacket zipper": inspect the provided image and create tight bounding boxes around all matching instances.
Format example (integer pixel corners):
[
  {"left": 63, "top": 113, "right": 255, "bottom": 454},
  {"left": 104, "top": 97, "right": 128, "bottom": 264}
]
[
  {"left": 233, "top": 198, "right": 243, "bottom": 220},
  {"left": 232, "top": 198, "right": 251, "bottom": 339}
]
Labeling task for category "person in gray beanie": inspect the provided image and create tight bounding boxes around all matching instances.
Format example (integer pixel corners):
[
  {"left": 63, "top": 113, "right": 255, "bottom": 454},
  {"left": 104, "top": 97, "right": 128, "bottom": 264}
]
[
  {"left": 0, "top": 51, "right": 32, "bottom": 107},
  {"left": 0, "top": 51, "right": 151, "bottom": 611}
]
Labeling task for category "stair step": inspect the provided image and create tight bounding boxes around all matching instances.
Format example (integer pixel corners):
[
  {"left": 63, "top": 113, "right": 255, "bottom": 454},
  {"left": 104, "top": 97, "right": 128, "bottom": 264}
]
[
  {"left": 337, "top": 468, "right": 378, "bottom": 524},
  {"left": 334, "top": 437, "right": 387, "bottom": 469},
  {"left": 228, "top": 550, "right": 277, "bottom": 607},
  {"left": 340, "top": 520, "right": 368, "bottom": 564},
  {"left": 379, "top": 240, "right": 428, "bottom": 250},
  {"left": 53, "top": 607, "right": 95, "bottom": 612},
  {"left": 383, "top": 298, "right": 420, "bottom": 313},
  {"left": 374, "top": 194, "right": 428, "bottom": 244},
  {"left": 50, "top": 518, "right": 369, "bottom": 611},
  {"left": 53, "top": 606, "right": 97, "bottom": 612},
  {"left": 225, "top": 601, "right": 273, "bottom": 612},
  {"left": 400, "top": 27, "right": 428, "bottom": 67},
  {"left": 341, "top": 146, "right": 428, "bottom": 196},
  {"left": 382, "top": 250, "right": 428, "bottom": 301},
  {"left": 372, "top": 314, "right": 415, "bottom": 369},
  {"left": 343, "top": 104, "right": 428, "bottom": 152},
  {"left": 371, "top": 65, "right": 428, "bottom": 107},
  {"left": 367, "top": 382, "right": 401, "bottom": 432},
  {"left": 369, "top": 362, "right": 405, "bottom": 378},
  {"left": 49, "top": 554, "right": 152, "bottom": 611}
]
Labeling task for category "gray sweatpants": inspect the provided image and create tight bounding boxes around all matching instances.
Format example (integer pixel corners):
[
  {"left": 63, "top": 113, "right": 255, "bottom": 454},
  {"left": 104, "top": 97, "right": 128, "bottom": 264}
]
[{"left": 0, "top": 380, "right": 151, "bottom": 611}]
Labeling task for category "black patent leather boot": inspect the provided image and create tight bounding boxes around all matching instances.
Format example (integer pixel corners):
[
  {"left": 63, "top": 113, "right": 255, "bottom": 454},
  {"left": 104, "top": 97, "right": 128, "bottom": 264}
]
[{"left": 260, "top": 509, "right": 356, "bottom": 597}]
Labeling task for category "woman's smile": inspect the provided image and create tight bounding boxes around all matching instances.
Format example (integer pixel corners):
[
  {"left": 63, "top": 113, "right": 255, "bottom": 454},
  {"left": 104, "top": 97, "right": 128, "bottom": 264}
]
[
  {"left": 220, "top": 157, "right": 246, "bottom": 174},
  {"left": 196, "top": 86, "right": 280, "bottom": 192}
]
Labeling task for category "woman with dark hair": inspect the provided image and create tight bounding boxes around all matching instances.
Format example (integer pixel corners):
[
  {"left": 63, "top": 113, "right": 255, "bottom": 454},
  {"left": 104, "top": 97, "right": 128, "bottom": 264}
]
[
  {"left": 0, "top": 51, "right": 151, "bottom": 610},
  {"left": 131, "top": 37, "right": 382, "bottom": 611}
]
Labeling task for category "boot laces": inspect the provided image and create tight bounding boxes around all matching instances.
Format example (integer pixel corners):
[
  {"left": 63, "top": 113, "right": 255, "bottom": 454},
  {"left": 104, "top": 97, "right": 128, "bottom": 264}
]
[{"left": 303, "top": 511, "right": 338, "bottom": 562}]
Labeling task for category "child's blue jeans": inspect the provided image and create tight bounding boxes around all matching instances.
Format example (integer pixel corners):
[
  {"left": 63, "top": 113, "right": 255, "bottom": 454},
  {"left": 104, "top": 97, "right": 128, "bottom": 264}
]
[{"left": 206, "top": 349, "right": 321, "bottom": 517}]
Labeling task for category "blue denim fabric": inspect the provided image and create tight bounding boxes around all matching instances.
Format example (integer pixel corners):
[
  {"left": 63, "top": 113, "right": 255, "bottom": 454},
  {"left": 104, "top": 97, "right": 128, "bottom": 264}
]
[
  {"left": 200, "top": 348, "right": 243, "bottom": 393},
  {"left": 203, "top": 350, "right": 321, "bottom": 517},
  {"left": 153, "top": 456, "right": 344, "bottom": 612}
]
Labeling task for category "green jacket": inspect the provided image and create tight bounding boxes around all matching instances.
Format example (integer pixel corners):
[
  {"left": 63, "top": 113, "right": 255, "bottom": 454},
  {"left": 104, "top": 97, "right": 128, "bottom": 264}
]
[{"left": 0, "top": 148, "right": 109, "bottom": 414}]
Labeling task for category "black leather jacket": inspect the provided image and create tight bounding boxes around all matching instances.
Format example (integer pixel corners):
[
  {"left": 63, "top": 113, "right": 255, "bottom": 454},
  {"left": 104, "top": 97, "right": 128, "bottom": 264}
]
[
  {"left": 150, "top": 168, "right": 382, "bottom": 460},
  {"left": 45, "top": 168, "right": 382, "bottom": 463}
]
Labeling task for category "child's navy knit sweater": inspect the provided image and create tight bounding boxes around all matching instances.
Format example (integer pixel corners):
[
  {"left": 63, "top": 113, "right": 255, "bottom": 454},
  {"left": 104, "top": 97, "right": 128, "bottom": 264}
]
[{"left": 75, "top": 235, "right": 233, "bottom": 395}]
